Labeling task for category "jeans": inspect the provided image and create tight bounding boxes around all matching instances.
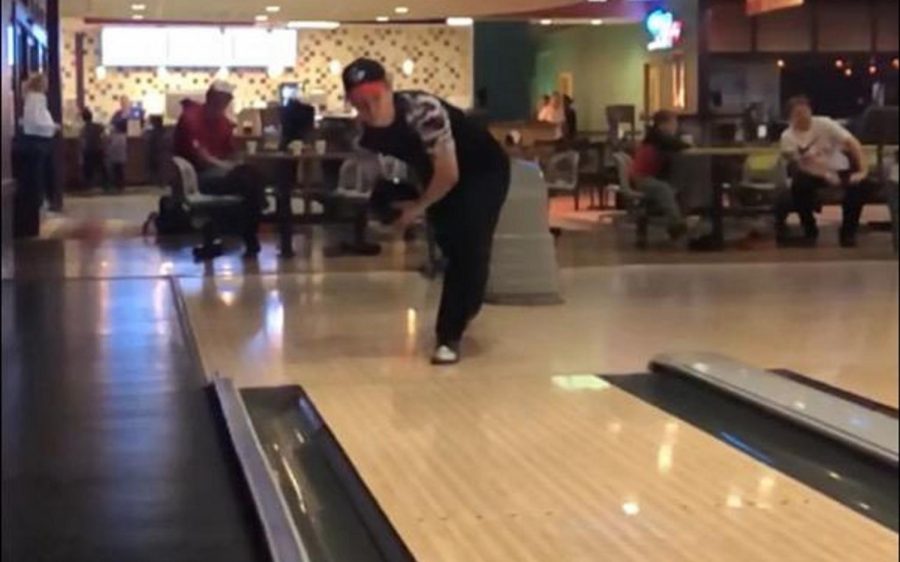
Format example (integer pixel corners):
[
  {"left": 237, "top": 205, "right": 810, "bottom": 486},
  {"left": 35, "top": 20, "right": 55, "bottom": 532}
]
[
  {"left": 634, "top": 176, "right": 684, "bottom": 228},
  {"left": 430, "top": 161, "right": 510, "bottom": 345}
]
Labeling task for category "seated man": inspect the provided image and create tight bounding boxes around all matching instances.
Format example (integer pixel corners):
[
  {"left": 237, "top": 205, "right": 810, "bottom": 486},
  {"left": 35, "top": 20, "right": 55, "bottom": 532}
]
[
  {"left": 173, "top": 81, "right": 264, "bottom": 256},
  {"left": 630, "top": 110, "right": 690, "bottom": 239},
  {"left": 776, "top": 96, "right": 873, "bottom": 248}
]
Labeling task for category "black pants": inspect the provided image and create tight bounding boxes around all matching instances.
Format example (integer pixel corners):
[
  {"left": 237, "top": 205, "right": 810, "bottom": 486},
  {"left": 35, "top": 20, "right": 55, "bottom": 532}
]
[
  {"left": 430, "top": 162, "right": 510, "bottom": 344},
  {"left": 775, "top": 170, "right": 877, "bottom": 241},
  {"left": 110, "top": 163, "right": 125, "bottom": 191},
  {"left": 198, "top": 164, "right": 265, "bottom": 245},
  {"left": 12, "top": 135, "right": 55, "bottom": 237},
  {"left": 83, "top": 150, "right": 109, "bottom": 190}
]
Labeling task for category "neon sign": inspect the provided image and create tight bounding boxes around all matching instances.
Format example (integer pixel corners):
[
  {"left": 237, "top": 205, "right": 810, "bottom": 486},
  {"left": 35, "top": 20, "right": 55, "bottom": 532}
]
[{"left": 646, "top": 9, "right": 683, "bottom": 51}]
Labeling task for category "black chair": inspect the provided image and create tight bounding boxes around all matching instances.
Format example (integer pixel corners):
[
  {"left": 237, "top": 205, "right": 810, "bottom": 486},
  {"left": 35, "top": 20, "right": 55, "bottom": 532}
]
[
  {"left": 606, "top": 105, "right": 637, "bottom": 150},
  {"left": 575, "top": 141, "right": 609, "bottom": 209},
  {"left": 169, "top": 156, "right": 246, "bottom": 261}
]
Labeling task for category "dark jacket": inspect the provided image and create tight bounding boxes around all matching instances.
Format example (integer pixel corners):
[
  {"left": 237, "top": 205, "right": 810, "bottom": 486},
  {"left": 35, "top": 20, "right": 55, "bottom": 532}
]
[{"left": 631, "top": 126, "right": 690, "bottom": 181}]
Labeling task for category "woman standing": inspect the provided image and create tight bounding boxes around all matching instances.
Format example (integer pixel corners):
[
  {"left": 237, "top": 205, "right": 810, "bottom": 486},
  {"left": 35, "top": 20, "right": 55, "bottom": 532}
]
[{"left": 15, "top": 73, "right": 59, "bottom": 236}]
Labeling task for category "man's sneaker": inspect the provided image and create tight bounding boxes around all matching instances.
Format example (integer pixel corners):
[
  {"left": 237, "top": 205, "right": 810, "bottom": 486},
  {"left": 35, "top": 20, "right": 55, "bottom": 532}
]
[{"left": 431, "top": 343, "right": 460, "bottom": 366}]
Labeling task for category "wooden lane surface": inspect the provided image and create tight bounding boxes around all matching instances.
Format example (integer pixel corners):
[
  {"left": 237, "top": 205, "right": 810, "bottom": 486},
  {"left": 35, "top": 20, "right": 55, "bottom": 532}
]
[{"left": 306, "top": 376, "right": 898, "bottom": 562}]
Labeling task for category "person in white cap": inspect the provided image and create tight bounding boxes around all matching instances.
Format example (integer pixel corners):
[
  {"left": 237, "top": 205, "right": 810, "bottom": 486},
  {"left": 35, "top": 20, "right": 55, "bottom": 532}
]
[{"left": 174, "top": 81, "right": 264, "bottom": 256}]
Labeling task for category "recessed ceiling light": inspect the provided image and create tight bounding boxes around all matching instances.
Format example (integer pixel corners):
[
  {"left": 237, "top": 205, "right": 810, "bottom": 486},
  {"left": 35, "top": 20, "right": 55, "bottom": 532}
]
[
  {"left": 394, "top": 6, "right": 410, "bottom": 14},
  {"left": 376, "top": 16, "right": 390, "bottom": 22},
  {"left": 287, "top": 20, "right": 340, "bottom": 29},
  {"left": 131, "top": 3, "right": 146, "bottom": 10},
  {"left": 265, "top": 5, "right": 281, "bottom": 13},
  {"left": 255, "top": 15, "right": 269, "bottom": 22},
  {"left": 539, "top": 19, "right": 553, "bottom": 26},
  {"left": 446, "top": 17, "right": 473, "bottom": 27},
  {"left": 131, "top": 14, "right": 145, "bottom": 20},
  {"left": 591, "top": 19, "right": 604, "bottom": 25}
]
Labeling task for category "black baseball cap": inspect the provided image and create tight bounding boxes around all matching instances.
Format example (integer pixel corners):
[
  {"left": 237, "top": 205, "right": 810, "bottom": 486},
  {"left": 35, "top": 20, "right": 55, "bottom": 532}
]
[{"left": 342, "top": 58, "right": 387, "bottom": 97}]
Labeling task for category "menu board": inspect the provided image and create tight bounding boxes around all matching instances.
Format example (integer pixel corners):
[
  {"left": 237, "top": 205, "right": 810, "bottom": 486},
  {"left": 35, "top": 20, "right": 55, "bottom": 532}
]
[
  {"left": 101, "top": 26, "right": 298, "bottom": 68},
  {"left": 747, "top": 0, "right": 804, "bottom": 15}
]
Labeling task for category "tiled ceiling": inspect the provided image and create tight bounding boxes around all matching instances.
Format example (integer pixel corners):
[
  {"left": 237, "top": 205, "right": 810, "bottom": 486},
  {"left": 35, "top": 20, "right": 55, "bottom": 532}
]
[{"left": 61, "top": 0, "right": 585, "bottom": 22}]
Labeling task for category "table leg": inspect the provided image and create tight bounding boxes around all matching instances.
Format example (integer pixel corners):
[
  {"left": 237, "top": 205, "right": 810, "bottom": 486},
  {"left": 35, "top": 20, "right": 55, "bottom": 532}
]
[{"left": 710, "top": 180, "right": 725, "bottom": 249}]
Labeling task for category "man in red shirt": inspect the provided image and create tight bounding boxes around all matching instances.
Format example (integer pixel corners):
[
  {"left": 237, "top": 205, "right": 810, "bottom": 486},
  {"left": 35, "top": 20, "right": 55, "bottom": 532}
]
[
  {"left": 174, "top": 81, "right": 264, "bottom": 256},
  {"left": 630, "top": 110, "right": 690, "bottom": 240}
]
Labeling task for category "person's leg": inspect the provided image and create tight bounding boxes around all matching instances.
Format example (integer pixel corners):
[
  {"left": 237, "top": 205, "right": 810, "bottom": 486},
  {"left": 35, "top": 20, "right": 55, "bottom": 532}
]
[
  {"left": 431, "top": 164, "right": 510, "bottom": 363},
  {"left": 82, "top": 151, "right": 94, "bottom": 188},
  {"left": 199, "top": 165, "right": 264, "bottom": 255},
  {"left": 459, "top": 163, "right": 510, "bottom": 325},
  {"left": 113, "top": 163, "right": 125, "bottom": 192},
  {"left": 636, "top": 177, "right": 685, "bottom": 234},
  {"left": 432, "top": 216, "right": 469, "bottom": 350},
  {"left": 774, "top": 187, "right": 794, "bottom": 241},
  {"left": 790, "top": 172, "right": 822, "bottom": 240},
  {"left": 840, "top": 174, "right": 874, "bottom": 247}
]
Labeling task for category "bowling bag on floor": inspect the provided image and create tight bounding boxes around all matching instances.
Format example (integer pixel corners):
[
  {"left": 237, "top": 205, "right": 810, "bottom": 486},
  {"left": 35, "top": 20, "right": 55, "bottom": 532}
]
[{"left": 144, "top": 195, "right": 192, "bottom": 236}]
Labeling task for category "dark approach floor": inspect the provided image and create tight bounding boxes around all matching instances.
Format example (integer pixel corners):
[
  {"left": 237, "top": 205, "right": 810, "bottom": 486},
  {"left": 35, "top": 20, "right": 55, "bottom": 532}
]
[{"left": 1, "top": 278, "right": 270, "bottom": 562}]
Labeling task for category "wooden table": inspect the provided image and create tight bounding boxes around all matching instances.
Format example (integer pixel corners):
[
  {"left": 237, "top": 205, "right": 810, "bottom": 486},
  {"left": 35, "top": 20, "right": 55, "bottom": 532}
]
[{"left": 245, "top": 151, "right": 374, "bottom": 258}]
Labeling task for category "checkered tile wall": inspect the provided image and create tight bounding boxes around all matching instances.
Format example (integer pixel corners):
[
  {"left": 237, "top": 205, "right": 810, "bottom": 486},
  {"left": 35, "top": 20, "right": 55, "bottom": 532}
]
[{"left": 63, "top": 24, "right": 473, "bottom": 121}]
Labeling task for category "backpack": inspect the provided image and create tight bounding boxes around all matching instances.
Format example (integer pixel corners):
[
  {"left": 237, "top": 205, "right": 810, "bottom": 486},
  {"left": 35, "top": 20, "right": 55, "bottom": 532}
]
[{"left": 143, "top": 195, "right": 192, "bottom": 236}]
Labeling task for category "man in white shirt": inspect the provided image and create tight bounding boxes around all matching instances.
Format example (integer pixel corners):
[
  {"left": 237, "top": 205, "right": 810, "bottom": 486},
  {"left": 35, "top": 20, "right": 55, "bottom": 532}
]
[
  {"left": 776, "top": 96, "right": 872, "bottom": 247},
  {"left": 19, "top": 73, "right": 61, "bottom": 218}
]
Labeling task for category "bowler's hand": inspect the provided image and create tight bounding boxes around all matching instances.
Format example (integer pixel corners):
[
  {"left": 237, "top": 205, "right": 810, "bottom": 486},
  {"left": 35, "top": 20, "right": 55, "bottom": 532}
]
[
  {"left": 849, "top": 170, "right": 868, "bottom": 185},
  {"left": 391, "top": 201, "right": 424, "bottom": 235},
  {"left": 824, "top": 172, "right": 841, "bottom": 187}
]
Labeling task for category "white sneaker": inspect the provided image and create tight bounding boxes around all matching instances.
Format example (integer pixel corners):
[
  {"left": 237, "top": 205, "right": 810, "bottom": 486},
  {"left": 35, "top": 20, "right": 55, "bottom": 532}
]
[{"left": 431, "top": 344, "right": 460, "bottom": 366}]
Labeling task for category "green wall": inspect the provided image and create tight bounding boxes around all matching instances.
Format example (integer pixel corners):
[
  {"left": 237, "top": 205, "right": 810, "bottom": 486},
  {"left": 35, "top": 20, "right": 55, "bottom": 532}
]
[
  {"left": 473, "top": 22, "right": 537, "bottom": 122},
  {"left": 532, "top": 24, "right": 649, "bottom": 131}
]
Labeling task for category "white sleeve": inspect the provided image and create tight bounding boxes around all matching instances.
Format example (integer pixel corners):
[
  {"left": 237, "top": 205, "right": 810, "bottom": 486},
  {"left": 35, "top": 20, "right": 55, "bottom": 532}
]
[
  {"left": 23, "top": 94, "right": 58, "bottom": 137},
  {"left": 403, "top": 93, "right": 456, "bottom": 156},
  {"left": 780, "top": 130, "right": 798, "bottom": 159},
  {"left": 819, "top": 117, "right": 853, "bottom": 145}
]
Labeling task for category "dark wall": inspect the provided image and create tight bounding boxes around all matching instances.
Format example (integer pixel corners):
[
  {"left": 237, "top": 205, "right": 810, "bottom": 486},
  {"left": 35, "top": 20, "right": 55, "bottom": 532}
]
[
  {"left": 2, "top": 0, "right": 13, "bottom": 179},
  {"left": 473, "top": 22, "right": 536, "bottom": 122}
]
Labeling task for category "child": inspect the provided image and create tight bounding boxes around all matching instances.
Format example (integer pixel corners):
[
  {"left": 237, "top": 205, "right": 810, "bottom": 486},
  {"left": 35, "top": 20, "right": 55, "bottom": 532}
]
[
  {"left": 80, "top": 108, "right": 109, "bottom": 190},
  {"left": 144, "top": 115, "right": 165, "bottom": 187},
  {"left": 107, "top": 117, "right": 128, "bottom": 192}
]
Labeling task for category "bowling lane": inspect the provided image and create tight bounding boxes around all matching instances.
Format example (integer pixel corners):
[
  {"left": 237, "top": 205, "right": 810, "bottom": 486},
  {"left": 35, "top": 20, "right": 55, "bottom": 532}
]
[
  {"left": 181, "top": 261, "right": 899, "bottom": 408},
  {"left": 305, "top": 376, "right": 898, "bottom": 562}
]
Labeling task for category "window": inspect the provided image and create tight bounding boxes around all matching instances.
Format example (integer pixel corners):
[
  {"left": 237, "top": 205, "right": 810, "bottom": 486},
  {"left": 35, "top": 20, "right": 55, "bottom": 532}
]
[
  {"left": 100, "top": 26, "right": 167, "bottom": 67},
  {"left": 166, "top": 27, "right": 228, "bottom": 68},
  {"left": 101, "top": 26, "right": 298, "bottom": 68},
  {"left": 229, "top": 28, "right": 296, "bottom": 68}
]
